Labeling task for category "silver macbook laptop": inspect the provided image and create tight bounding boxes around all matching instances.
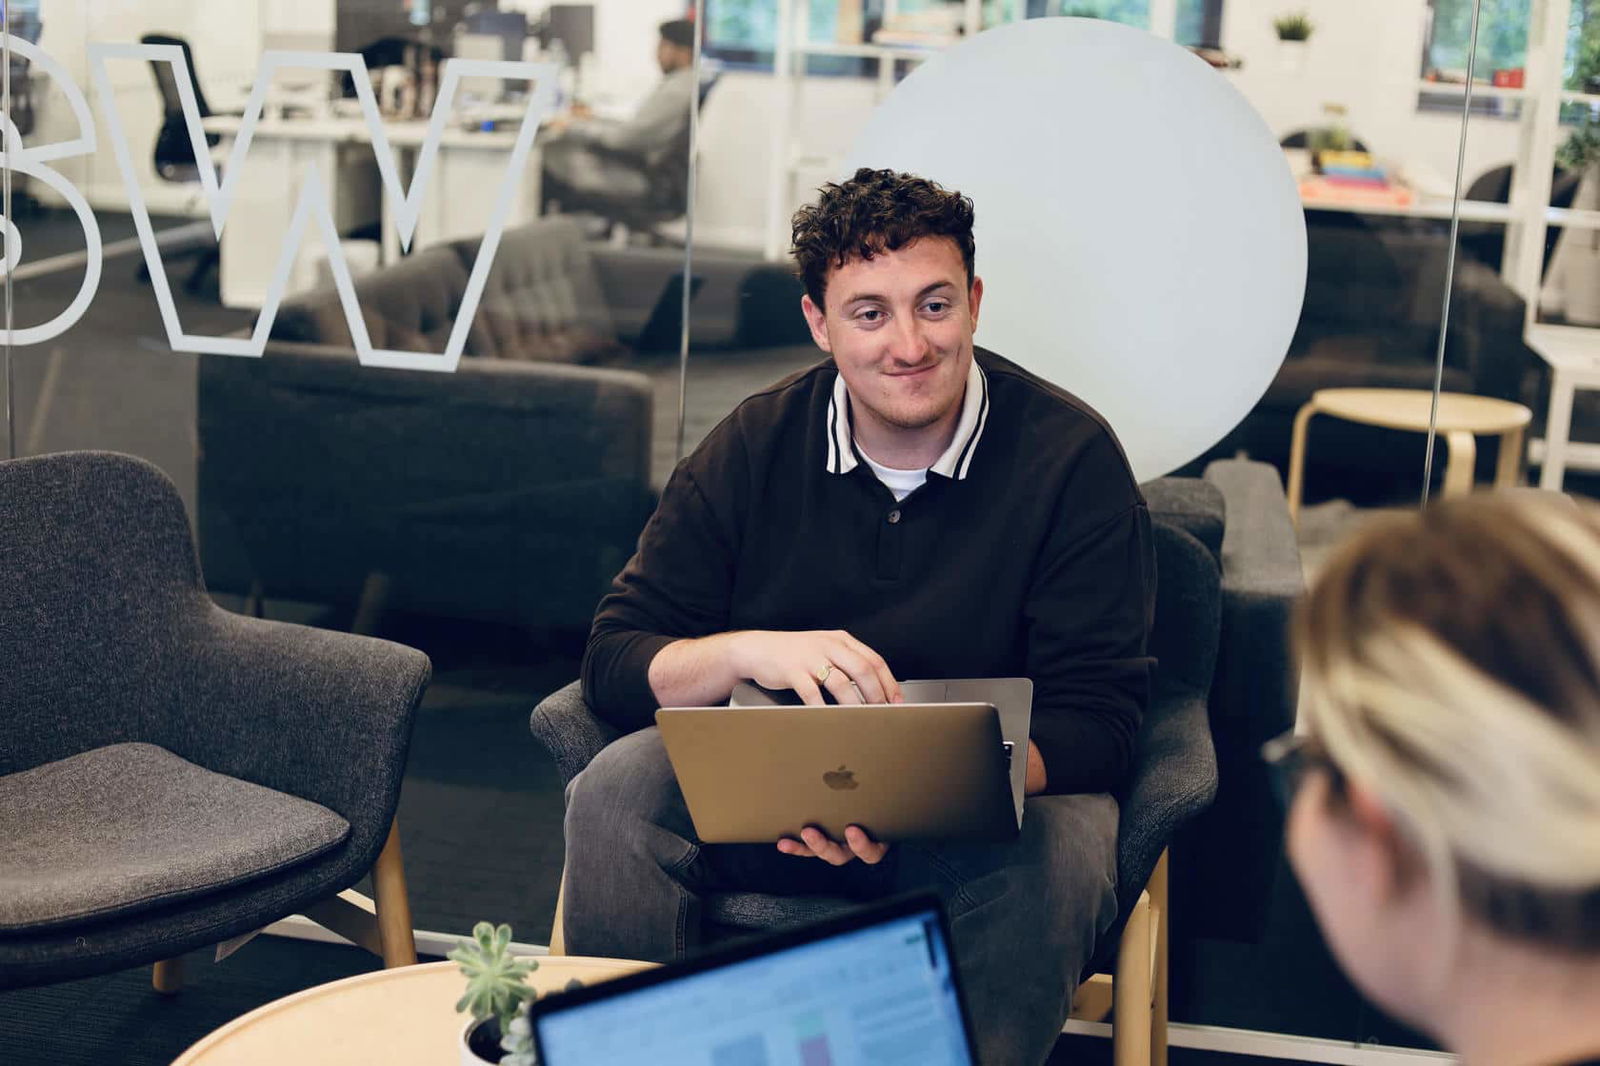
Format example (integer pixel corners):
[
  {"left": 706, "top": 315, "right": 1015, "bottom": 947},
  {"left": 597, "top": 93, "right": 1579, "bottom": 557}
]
[
  {"left": 731, "top": 677, "right": 1033, "bottom": 820},
  {"left": 656, "top": 702, "right": 1018, "bottom": 843}
]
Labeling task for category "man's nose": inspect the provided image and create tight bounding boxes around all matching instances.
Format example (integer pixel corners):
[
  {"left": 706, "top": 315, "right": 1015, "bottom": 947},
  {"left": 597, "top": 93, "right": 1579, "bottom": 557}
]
[{"left": 887, "top": 315, "right": 933, "bottom": 365}]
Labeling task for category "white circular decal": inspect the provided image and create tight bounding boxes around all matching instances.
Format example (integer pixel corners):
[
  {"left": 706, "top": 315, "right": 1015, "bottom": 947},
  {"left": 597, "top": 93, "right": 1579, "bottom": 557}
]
[{"left": 848, "top": 17, "right": 1306, "bottom": 481}]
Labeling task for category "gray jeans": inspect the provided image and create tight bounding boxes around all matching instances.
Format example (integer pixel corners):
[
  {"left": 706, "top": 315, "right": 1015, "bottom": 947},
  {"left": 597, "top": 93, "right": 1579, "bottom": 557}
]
[{"left": 561, "top": 727, "right": 1120, "bottom": 1066}]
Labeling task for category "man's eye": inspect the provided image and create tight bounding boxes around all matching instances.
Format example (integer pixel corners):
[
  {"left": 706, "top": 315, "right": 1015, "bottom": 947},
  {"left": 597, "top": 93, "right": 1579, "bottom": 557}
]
[
  {"left": 858, "top": 309, "right": 884, "bottom": 322},
  {"left": 924, "top": 301, "right": 950, "bottom": 314}
]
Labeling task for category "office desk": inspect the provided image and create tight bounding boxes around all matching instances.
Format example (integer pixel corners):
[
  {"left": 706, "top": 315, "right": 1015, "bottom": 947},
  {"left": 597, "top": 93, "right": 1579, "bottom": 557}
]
[
  {"left": 202, "top": 114, "right": 543, "bottom": 309},
  {"left": 1298, "top": 182, "right": 1514, "bottom": 223}
]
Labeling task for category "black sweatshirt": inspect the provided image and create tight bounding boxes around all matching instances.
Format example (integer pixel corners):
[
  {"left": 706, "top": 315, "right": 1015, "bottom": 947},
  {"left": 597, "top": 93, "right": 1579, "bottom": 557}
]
[{"left": 581, "top": 347, "right": 1155, "bottom": 795}]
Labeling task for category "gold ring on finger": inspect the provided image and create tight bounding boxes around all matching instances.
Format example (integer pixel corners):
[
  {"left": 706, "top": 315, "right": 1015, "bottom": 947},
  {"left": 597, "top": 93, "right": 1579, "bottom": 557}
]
[{"left": 815, "top": 664, "right": 833, "bottom": 684}]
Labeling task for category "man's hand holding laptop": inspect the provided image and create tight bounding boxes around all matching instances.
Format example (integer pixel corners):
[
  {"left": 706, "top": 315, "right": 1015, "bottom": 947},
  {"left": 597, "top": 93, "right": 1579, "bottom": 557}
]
[{"left": 649, "top": 627, "right": 1048, "bottom": 866}]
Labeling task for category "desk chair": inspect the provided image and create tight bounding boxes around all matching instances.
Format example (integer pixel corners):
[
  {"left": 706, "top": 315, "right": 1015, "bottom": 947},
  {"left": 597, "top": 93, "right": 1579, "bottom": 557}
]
[
  {"left": 1457, "top": 162, "right": 1582, "bottom": 277},
  {"left": 545, "top": 75, "right": 719, "bottom": 246},
  {"left": 530, "top": 514, "right": 1221, "bottom": 1066},
  {"left": 140, "top": 33, "right": 222, "bottom": 293},
  {"left": 0, "top": 451, "right": 431, "bottom": 992}
]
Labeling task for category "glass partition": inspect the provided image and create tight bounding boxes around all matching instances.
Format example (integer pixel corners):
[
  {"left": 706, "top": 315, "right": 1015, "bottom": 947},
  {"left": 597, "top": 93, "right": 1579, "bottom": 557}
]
[{"left": 1, "top": 6, "right": 694, "bottom": 1055}]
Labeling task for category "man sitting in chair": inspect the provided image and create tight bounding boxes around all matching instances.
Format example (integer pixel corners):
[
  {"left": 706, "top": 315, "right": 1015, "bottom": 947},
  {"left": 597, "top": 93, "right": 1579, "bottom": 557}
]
[
  {"left": 566, "top": 168, "right": 1153, "bottom": 1066},
  {"left": 539, "top": 18, "right": 696, "bottom": 216}
]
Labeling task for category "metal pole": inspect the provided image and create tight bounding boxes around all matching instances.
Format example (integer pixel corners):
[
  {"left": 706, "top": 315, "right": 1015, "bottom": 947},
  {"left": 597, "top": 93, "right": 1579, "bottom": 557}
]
[
  {"left": 1423, "top": 0, "right": 1484, "bottom": 507},
  {"left": 3, "top": 0, "right": 15, "bottom": 461},
  {"left": 678, "top": 0, "right": 706, "bottom": 463}
]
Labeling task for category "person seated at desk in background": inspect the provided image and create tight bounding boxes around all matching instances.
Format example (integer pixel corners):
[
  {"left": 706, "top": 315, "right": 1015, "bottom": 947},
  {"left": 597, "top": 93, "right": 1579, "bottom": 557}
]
[
  {"left": 563, "top": 167, "right": 1155, "bottom": 1066},
  {"left": 539, "top": 18, "right": 695, "bottom": 212},
  {"left": 1279, "top": 493, "right": 1600, "bottom": 1066}
]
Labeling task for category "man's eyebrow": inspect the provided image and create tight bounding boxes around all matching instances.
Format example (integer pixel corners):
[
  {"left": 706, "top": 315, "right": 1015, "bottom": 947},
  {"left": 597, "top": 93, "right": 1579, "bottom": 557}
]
[{"left": 839, "top": 280, "right": 958, "bottom": 306}]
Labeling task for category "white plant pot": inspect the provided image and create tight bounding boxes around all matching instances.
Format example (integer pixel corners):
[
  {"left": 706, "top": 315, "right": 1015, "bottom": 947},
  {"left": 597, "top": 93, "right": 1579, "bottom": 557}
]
[{"left": 1278, "top": 39, "right": 1308, "bottom": 74}]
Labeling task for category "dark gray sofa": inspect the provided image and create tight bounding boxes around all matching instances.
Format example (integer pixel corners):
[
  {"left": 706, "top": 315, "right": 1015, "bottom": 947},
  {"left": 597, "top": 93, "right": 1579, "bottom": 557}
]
[{"left": 197, "top": 218, "right": 670, "bottom": 636}]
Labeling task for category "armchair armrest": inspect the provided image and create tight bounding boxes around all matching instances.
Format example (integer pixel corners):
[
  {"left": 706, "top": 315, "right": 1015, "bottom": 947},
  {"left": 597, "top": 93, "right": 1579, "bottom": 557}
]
[
  {"left": 588, "top": 246, "right": 693, "bottom": 345},
  {"left": 158, "top": 606, "right": 430, "bottom": 838},
  {"left": 1202, "top": 458, "right": 1302, "bottom": 737},
  {"left": 1190, "top": 457, "right": 1304, "bottom": 941},
  {"left": 530, "top": 680, "right": 622, "bottom": 787}
]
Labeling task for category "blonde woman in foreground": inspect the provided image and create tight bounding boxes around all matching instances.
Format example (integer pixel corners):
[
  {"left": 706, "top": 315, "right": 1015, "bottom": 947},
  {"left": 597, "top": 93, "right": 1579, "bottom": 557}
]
[{"left": 1270, "top": 492, "right": 1600, "bottom": 1066}]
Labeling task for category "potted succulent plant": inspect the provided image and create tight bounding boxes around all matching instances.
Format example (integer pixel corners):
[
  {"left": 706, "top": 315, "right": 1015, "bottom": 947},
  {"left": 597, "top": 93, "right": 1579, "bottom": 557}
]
[
  {"left": 452, "top": 922, "right": 539, "bottom": 1066},
  {"left": 1274, "top": 12, "right": 1313, "bottom": 73}
]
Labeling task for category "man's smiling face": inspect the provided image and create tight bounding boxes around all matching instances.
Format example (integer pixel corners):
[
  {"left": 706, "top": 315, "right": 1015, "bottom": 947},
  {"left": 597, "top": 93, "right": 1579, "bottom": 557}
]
[{"left": 800, "top": 237, "right": 983, "bottom": 444}]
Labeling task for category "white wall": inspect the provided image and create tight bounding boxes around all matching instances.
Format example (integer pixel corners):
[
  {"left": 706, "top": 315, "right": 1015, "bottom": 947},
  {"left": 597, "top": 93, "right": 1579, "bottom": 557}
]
[
  {"left": 689, "top": 0, "right": 1528, "bottom": 252},
  {"left": 1217, "top": 0, "right": 1521, "bottom": 189},
  {"left": 590, "top": 0, "right": 685, "bottom": 105}
]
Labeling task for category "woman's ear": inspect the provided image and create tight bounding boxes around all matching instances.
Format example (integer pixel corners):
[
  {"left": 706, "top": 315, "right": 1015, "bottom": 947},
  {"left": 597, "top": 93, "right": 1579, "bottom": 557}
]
[{"left": 1343, "top": 779, "right": 1428, "bottom": 901}]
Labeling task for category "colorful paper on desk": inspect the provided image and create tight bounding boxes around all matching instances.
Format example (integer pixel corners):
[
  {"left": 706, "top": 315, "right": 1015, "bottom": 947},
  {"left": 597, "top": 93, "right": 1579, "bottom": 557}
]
[{"left": 1300, "top": 175, "right": 1414, "bottom": 207}]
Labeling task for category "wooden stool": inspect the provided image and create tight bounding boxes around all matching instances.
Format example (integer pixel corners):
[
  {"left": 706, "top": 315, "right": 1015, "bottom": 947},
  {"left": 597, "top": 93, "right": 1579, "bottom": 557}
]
[{"left": 1287, "top": 388, "right": 1532, "bottom": 524}]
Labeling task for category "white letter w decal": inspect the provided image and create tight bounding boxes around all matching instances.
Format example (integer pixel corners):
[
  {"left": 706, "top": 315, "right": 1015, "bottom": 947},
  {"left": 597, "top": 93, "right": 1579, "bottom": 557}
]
[{"left": 88, "top": 45, "right": 557, "bottom": 372}]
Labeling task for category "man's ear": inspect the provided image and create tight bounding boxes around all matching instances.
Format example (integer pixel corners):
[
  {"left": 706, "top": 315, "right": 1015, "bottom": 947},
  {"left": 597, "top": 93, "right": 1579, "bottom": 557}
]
[
  {"left": 800, "top": 294, "right": 832, "bottom": 353},
  {"left": 968, "top": 276, "right": 984, "bottom": 334}
]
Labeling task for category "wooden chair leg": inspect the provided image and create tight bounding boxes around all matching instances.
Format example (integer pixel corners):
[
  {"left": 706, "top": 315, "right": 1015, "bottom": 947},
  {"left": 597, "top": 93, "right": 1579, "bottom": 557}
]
[
  {"left": 152, "top": 957, "right": 183, "bottom": 995},
  {"left": 1150, "top": 851, "right": 1170, "bottom": 1066},
  {"left": 372, "top": 819, "right": 417, "bottom": 968},
  {"left": 1112, "top": 887, "right": 1154, "bottom": 1066},
  {"left": 1495, "top": 426, "right": 1525, "bottom": 489},
  {"left": 351, "top": 572, "right": 391, "bottom": 637},
  {"left": 1286, "top": 401, "right": 1320, "bottom": 526},
  {"left": 549, "top": 871, "right": 567, "bottom": 956},
  {"left": 1442, "top": 430, "right": 1478, "bottom": 498}
]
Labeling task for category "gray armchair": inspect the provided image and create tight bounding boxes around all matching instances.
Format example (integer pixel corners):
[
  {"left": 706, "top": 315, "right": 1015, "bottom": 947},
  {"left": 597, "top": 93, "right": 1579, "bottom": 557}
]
[
  {"left": 527, "top": 461, "right": 1281, "bottom": 1066},
  {"left": 0, "top": 451, "right": 431, "bottom": 990}
]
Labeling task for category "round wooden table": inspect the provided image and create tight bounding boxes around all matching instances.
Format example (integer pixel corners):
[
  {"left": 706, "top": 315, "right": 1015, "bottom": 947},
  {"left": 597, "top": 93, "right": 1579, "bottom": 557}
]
[
  {"left": 1287, "top": 387, "right": 1532, "bottom": 523},
  {"left": 172, "top": 956, "right": 652, "bottom": 1065}
]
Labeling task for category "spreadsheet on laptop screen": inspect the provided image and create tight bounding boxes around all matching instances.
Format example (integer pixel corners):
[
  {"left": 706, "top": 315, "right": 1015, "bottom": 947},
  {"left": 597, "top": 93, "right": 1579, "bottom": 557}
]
[{"left": 533, "top": 909, "right": 975, "bottom": 1066}]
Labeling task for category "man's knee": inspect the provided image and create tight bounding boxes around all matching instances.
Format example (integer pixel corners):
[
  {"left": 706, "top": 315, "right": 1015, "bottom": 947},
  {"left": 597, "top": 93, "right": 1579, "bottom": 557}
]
[
  {"left": 564, "top": 727, "right": 685, "bottom": 842},
  {"left": 988, "top": 793, "right": 1119, "bottom": 938}
]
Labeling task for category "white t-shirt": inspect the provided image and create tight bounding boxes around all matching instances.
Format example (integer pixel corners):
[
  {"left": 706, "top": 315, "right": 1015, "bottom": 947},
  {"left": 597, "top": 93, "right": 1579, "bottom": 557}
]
[{"left": 859, "top": 449, "right": 928, "bottom": 502}]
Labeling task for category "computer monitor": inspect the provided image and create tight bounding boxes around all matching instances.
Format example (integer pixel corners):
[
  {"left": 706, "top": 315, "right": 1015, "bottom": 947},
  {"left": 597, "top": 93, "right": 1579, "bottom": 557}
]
[
  {"left": 541, "top": 3, "right": 595, "bottom": 62},
  {"left": 461, "top": 9, "right": 529, "bottom": 62},
  {"left": 529, "top": 894, "right": 978, "bottom": 1066}
]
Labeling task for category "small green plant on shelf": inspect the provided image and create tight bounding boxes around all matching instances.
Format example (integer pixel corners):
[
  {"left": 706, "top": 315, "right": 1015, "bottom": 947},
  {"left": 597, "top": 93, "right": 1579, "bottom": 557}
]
[
  {"left": 452, "top": 922, "right": 539, "bottom": 1065},
  {"left": 1558, "top": 120, "right": 1600, "bottom": 174},
  {"left": 1274, "top": 12, "right": 1314, "bottom": 41},
  {"left": 1560, "top": 2, "right": 1600, "bottom": 173}
]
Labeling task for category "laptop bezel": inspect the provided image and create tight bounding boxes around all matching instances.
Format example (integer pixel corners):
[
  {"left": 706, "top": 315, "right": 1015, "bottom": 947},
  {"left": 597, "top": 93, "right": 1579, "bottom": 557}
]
[{"left": 526, "top": 892, "right": 981, "bottom": 1065}]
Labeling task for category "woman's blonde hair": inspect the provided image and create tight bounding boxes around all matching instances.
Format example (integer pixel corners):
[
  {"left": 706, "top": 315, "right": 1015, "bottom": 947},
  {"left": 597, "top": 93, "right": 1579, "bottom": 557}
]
[{"left": 1297, "top": 492, "right": 1600, "bottom": 950}]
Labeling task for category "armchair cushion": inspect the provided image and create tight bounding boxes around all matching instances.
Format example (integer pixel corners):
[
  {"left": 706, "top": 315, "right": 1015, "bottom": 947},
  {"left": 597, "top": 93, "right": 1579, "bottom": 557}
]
[{"left": 0, "top": 742, "right": 349, "bottom": 932}]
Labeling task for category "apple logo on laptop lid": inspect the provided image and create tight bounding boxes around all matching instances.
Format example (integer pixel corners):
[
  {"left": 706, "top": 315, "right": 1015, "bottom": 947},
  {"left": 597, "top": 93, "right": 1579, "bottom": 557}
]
[{"left": 823, "top": 765, "right": 859, "bottom": 791}]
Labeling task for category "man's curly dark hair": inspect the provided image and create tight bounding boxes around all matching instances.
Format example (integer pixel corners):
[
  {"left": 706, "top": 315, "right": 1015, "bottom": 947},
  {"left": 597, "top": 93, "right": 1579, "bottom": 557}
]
[{"left": 790, "top": 168, "right": 976, "bottom": 309}]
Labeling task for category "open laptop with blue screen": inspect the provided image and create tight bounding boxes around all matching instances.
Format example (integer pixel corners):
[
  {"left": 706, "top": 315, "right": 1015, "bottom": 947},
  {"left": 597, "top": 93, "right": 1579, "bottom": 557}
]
[{"left": 528, "top": 894, "right": 977, "bottom": 1066}]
